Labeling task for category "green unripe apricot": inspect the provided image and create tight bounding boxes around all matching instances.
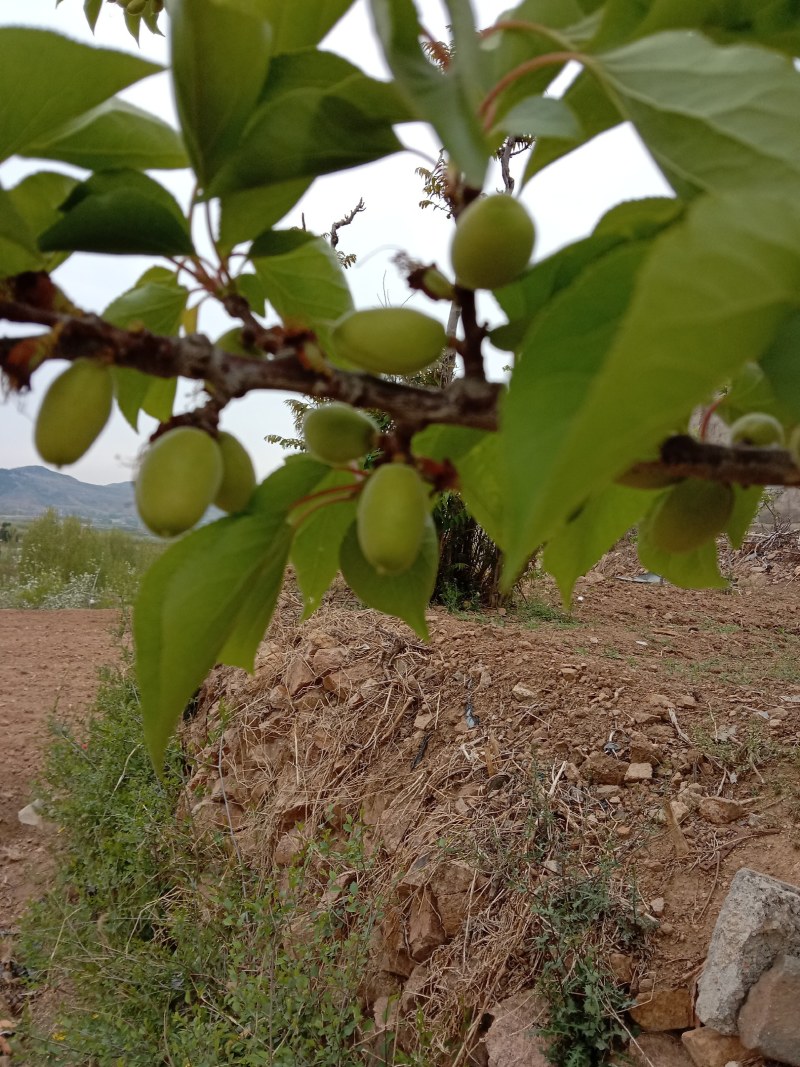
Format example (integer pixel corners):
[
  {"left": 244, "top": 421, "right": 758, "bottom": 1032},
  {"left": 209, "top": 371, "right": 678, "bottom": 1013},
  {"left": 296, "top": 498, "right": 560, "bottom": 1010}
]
[
  {"left": 333, "top": 308, "right": 447, "bottom": 376},
  {"left": 34, "top": 359, "right": 113, "bottom": 467},
  {"left": 648, "top": 478, "right": 734, "bottom": 555},
  {"left": 729, "top": 412, "right": 785, "bottom": 447},
  {"left": 214, "top": 431, "right": 256, "bottom": 513},
  {"left": 135, "top": 427, "right": 223, "bottom": 538},
  {"left": 450, "top": 194, "right": 535, "bottom": 291},
  {"left": 303, "top": 403, "right": 379, "bottom": 465},
  {"left": 357, "top": 463, "right": 429, "bottom": 575}
]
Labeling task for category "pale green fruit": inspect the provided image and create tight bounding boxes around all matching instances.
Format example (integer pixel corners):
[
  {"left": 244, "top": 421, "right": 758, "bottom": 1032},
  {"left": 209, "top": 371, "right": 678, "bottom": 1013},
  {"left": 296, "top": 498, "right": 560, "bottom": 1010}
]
[
  {"left": 357, "top": 464, "right": 428, "bottom": 575},
  {"left": 333, "top": 308, "right": 447, "bottom": 376},
  {"left": 729, "top": 412, "right": 785, "bottom": 447},
  {"left": 648, "top": 479, "right": 734, "bottom": 554},
  {"left": 34, "top": 359, "right": 113, "bottom": 467},
  {"left": 303, "top": 403, "right": 379, "bottom": 465},
  {"left": 135, "top": 427, "right": 223, "bottom": 537},
  {"left": 214, "top": 431, "right": 256, "bottom": 513},
  {"left": 450, "top": 194, "right": 535, "bottom": 291}
]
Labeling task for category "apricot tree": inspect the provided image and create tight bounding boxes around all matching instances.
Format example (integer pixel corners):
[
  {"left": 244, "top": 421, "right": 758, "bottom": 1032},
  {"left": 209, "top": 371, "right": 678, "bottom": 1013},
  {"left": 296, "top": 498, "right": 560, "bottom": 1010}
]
[{"left": 3, "top": 0, "right": 800, "bottom": 767}]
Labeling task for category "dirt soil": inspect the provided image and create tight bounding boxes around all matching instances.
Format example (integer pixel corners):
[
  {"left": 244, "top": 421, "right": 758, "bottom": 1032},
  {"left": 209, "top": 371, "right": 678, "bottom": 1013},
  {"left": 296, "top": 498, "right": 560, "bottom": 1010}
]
[
  {"left": 0, "top": 610, "right": 119, "bottom": 935},
  {"left": 1, "top": 540, "right": 800, "bottom": 1063}
]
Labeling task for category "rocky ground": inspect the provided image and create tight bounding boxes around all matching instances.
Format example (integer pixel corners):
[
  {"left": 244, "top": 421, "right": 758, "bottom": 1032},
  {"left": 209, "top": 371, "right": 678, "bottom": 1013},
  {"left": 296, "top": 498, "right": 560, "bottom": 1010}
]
[{"left": 1, "top": 535, "right": 799, "bottom": 1065}]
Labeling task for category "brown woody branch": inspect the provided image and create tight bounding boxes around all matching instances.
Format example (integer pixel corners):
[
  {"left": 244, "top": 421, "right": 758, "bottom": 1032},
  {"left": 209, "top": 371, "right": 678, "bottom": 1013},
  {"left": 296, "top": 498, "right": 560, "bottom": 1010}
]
[{"left": 3, "top": 299, "right": 800, "bottom": 487}]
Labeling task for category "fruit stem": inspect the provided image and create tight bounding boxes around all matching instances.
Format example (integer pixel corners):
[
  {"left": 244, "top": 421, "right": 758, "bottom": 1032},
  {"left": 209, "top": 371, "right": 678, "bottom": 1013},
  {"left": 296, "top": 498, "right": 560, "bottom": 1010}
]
[
  {"left": 699, "top": 395, "right": 725, "bottom": 441},
  {"left": 456, "top": 287, "right": 488, "bottom": 381},
  {"left": 480, "top": 51, "right": 584, "bottom": 133},
  {"left": 288, "top": 482, "right": 363, "bottom": 528}
]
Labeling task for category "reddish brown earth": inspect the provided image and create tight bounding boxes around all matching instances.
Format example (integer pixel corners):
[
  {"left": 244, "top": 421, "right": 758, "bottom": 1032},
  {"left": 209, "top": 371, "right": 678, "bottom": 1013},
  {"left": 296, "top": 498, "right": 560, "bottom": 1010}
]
[{"left": 0, "top": 610, "right": 119, "bottom": 929}]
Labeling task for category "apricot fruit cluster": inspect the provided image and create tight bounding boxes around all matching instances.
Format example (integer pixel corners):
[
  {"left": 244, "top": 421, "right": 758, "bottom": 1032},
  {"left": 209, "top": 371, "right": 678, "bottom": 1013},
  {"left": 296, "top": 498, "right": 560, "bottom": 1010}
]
[{"left": 135, "top": 427, "right": 256, "bottom": 537}]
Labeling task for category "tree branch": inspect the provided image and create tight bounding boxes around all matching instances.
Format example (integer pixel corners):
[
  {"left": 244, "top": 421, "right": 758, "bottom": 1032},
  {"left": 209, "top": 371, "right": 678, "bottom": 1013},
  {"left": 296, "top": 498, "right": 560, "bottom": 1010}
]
[
  {"left": 3, "top": 299, "right": 800, "bottom": 488},
  {"left": 328, "top": 198, "right": 366, "bottom": 249}
]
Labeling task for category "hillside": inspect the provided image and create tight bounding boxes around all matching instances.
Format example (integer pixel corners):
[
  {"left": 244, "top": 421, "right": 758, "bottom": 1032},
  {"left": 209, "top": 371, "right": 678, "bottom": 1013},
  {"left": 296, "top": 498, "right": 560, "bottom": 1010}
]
[{"left": 0, "top": 465, "right": 141, "bottom": 529}]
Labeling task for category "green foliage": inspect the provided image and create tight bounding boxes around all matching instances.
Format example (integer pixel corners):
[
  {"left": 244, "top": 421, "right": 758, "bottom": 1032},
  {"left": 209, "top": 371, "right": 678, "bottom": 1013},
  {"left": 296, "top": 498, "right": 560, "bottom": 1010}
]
[
  {"left": 0, "top": 510, "right": 160, "bottom": 608},
  {"left": 4, "top": 0, "right": 800, "bottom": 767},
  {"left": 15, "top": 665, "right": 379, "bottom": 1065}
]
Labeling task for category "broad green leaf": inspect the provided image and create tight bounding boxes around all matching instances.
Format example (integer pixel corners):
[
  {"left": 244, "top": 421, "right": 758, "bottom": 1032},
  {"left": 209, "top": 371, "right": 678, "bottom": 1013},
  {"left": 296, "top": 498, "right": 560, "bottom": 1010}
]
[
  {"left": 209, "top": 51, "right": 409, "bottom": 194},
  {"left": 168, "top": 0, "right": 272, "bottom": 185},
  {"left": 339, "top": 517, "right": 438, "bottom": 639},
  {"left": 0, "top": 187, "right": 42, "bottom": 277},
  {"left": 369, "top": 0, "right": 490, "bottom": 187},
  {"left": 637, "top": 501, "right": 727, "bottom": 589},
  {"left": 496, "top": 96, "right": 581, "bottom": 141},
  {"left": 235, "top": 272, "right": 268, "bottom": 316},
  {"left": 759, "top": 311, "right": 800, "bottom": 422},
  {"left": 456, "top": 434, "right": 506, "bottom": 547},
  {"left": 104, "top": 274, "right": 188, "bottom": 429},
  {"left": 595, "top": 31, "right": 800, "bottom": 198},
  {"left": 135, "top": 457, "right": 328, "bottom": 768},
  {"left": 252, "top": 229, "right": 353, "bottom": 351},
  {"left": 0, "top": 29, "right": 160, "bottom": 163},
  {"left": 21, "top": 100, "right": 188, "bottom": 171},
  {"left": 542, "top": 484, "right": 654, "bottom": 605},
  {"left": 411, "top": 424, "right": 488, "bottom": 463},
  {"left": 218, "top": 178, "right": 312, "bottom": 250},
  {"left": 727, "top": 485, "right": 764, "bottom": 550},
  {"left": 502, "top": 241, "right": 649, "bottom": 583},
  {"left": 523, "top": 69, "right": 623, "bottom": 183},
  {"left": 40, "top": 170, "right": 194, "bottom": 256},
  {"left": 6, "top": 171, "right": 78, "bottom": 271},
  {"left": 501, "top": 191, "right": 800, "bottom": 584},
  {"left": 716, "top": 359, "right": 789, "bottom": 425},
  {"left": 262, "top": 0, "right": 356, "bottom": 52},
  {"left": 290, "top": 470, "right": 359, "bottom": 619},
  {"left": 493, "top": 197, "right": 679, "bottom": 353}
]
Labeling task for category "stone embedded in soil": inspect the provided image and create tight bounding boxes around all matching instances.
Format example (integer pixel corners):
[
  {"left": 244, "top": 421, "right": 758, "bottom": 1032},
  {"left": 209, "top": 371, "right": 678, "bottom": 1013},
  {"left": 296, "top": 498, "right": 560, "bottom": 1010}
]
[
  {"left": 630, "top": 1033, "right": 694, "bottom": 1067},
  {"left": 408, "top": 888, "right": 446, "bottom": 962},
  {"left": 583, "top": 751, "right": 628, "bottom": 785},
  {"left": 484, "top": 991, "right": 550, "bottom": 1067},
  {"left": 624, "top": 762, "right": 653, "bottom": 784},
  {"left": 608, "top": 952, "right": 634, "bottom": 985},
  {"left": 696, "top": 868, "right": 800, "bottom": 1034},
  {"left": 738, "top": 953, "right": 800, "bottom": 1065},
  {"left": 628, "top": 987, "right": 693, "bottom": 1031},
  {"left": 650, "top": 897, "right": 666, "bottom": 917},
  {"left": 630, "top": 736, "right": 663, "bottom": 764},
  {"left": 400, "top": 964, "right": 430, "bottom": 1013},
  {"left": 511, "top": 683, "right": 537, "bottom": 701},
  {"left": 696, "top": 797, "right": 747, "bottom": 825},
  {"left": 681, "top": 1028, "right": 750, "bottom": 1067}
]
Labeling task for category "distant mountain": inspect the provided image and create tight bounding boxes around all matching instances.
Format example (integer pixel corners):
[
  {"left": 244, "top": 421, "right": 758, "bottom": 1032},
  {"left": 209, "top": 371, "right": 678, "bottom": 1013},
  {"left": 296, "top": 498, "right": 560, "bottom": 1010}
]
[{"left": 0, "top": 466, "right": 143, "bottom": 529}]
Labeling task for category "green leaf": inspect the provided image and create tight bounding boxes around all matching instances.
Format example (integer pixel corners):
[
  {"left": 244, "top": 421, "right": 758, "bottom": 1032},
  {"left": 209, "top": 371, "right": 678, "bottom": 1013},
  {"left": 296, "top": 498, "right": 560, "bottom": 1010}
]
[
  {"left": 104, "top": 273, "right": 188, "bottom": 429},
  {"left": 261, "top": 0, "right": 356, "bottom": 52},
  {"left": 592, "top": 196, "right": 683, "bottom": 240},
  {"left": 369, "top": 0, "right": 490, "bottom": 187},
  {"left": 595, "top": 31, "right": 800, "bottom": 198},
  {"left": 235, "top": 272, "right": 268, "bottom": 316},
  {"left": 411, "top": 424, "right": 488, "bottom": 463},
  {"left": 40, "top": 170, "right": 194, "bottom": 256},
  {"left": 0, "top": 28, "right": 161, "bottom": 163},
  {"left": 168, "top": 0, "right": 273, "bottom": 185},
  {"left": 496, "top": 96, "right": 581, "bottom": 141},
  {"left": 637, "top": 500, "right": 727, "bottom": 589},
  {"left": 6, "top": 172, "right": 78, "bottom": 272},
  {"left": 542, "top": 484, "right": 654, "bottom": 605},
  {"left": 209, "top": 51, "right": 408, "bottom": 194},
  {"left": 135, "top": 457, "right": 328, "bottom": 768},
  {"left": 0, "top": 187, "right": 42, "bottom": 277},
  {"left": 501, "top": 191, "right": 800, "bottom": 584},
  {"left": 218, "top": 178, "right": 312, "bottom": 251},
  {"left": 759, "top": 311, "right": 800, "bottom": 423},
  {"left": 339, "top": 516, "right": 438, "bottom": 639},
  {"left": 21, "top": 99, "right": 188, "bottom": 171},
  {"left": 456, "top": 435, "right": 506, "bottom": 547},
  {"left": 290, "top": 470, "right": 359, "bottom": 619},
  {"left": 501, "top": 241, "right": 650, "bottom": 583},
  {"left": 727, "top": 485, "right": 764, "bottom": 550},
  {"left": 252, "top": 229, "right": 353, "bottom": 351},
  {"left": 523, "top": 69, "right": 623, "bottom": 183},
  {"left": 84, "top": 0, "right": 103, "bottom": 31}
]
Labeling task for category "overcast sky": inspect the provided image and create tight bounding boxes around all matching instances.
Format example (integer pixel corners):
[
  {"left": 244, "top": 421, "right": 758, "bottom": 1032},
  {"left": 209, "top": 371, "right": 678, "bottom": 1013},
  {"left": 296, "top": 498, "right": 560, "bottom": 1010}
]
[{"left": 0, "top": 0, "right": 671, "bottom": 485}]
